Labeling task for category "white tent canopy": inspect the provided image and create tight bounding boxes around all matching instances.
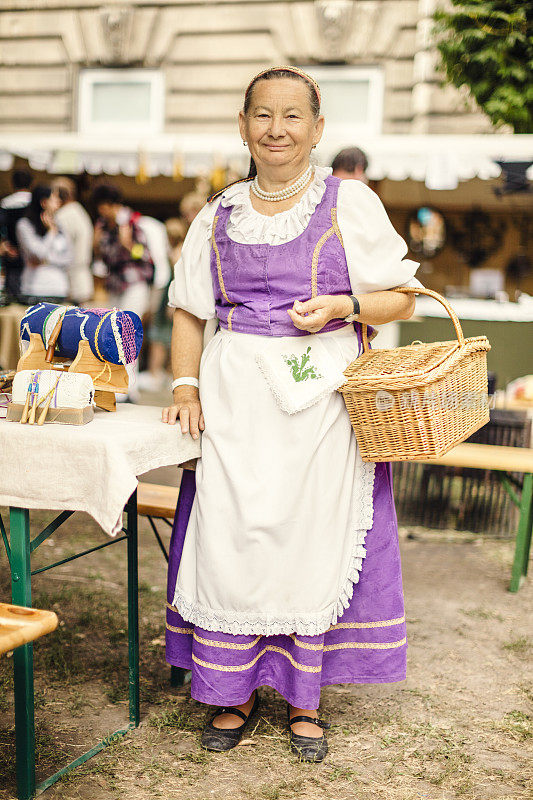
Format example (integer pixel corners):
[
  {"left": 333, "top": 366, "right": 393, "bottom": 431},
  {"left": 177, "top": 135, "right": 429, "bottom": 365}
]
[{"left": 0, "top": 133, "right": 531, "bottom": 190}]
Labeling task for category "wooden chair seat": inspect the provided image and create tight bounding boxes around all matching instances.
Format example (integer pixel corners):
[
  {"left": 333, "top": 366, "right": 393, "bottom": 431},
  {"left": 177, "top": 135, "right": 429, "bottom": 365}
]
[{"left": 0, "top": 603, "right": 58, "bottom": 656}]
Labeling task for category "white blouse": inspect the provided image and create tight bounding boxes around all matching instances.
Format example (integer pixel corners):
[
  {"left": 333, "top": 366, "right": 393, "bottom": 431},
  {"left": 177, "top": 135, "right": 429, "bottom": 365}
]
[
  {"left": 168, "top": 166, "right": 422, "bottom": 319},
  {"left": 16, "top": 217, "right": 71, "bottom": 298}
]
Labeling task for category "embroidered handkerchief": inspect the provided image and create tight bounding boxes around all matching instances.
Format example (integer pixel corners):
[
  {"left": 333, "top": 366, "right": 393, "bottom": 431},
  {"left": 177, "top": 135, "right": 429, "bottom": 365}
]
[{"left": 256, "top": 337, "right": 347, "bottom": 414}]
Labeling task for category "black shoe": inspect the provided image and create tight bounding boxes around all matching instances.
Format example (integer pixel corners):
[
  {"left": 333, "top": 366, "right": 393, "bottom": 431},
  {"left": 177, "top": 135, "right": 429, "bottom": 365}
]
[
  {"left": 201, "top": 692, "right": 260, "bottom": 752},
  {"left": 287, "top": 704, "right": 330, "bottom": 762}
]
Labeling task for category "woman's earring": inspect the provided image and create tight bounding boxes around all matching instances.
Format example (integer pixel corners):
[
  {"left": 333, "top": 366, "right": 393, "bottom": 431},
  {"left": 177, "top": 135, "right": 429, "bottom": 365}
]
[
  {"left": 312, "top": 145, "right": 317, "bottom": 150},
  {"left": 242, "top": 140, "right": 247, "bottom": 146}
]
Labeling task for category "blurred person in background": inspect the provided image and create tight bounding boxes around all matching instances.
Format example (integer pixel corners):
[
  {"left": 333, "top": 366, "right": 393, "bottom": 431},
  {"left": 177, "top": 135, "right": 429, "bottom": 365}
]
[
  {"left": 138, "top": 216, "right": 188, "bottom": 392},
  {"left": 15, "top": 184, "right": 71, "bottom": 303},
  {"left": 179, "top": 192, "right": 206, "bottom": 227},
  {"left": 91, "top": 183, "right": 170, "bottom": 400},
  {"left": 91, "top": 183, "right": 170, "bottom": 319},
  {"left": 52, "top": 177, "right": 94, "bottom": 305},
  {"left": 0, "top": 169, "right": 33, "bottom": 299},
  {"left": 331, "top": 146, "right": 369, "bottom": 183}
]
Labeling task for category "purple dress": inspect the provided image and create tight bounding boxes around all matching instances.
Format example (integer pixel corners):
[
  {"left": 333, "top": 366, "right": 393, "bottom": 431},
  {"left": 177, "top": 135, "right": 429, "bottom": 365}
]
[{"left": 166, "top": 177, "right": 407, "bottom": 709}]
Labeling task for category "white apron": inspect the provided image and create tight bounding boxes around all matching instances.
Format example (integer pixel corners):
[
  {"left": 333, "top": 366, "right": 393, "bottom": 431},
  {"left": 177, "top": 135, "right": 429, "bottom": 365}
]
[{"left": 172, "top": 325, "right": 376, "bottom": 637}]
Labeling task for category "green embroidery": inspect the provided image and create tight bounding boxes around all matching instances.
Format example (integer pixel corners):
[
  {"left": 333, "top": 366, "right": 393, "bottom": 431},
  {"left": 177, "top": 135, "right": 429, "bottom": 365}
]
[{"left": 283, "top": 346, "right": 323, "bottom": 382}]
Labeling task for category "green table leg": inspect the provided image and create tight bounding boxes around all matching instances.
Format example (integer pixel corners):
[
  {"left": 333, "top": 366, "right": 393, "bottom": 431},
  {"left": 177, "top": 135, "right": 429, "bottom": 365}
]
[
  {"left": 126, "top": 491, "right": 140, "bottom": 727},
  {"left": 509, "top": 473, "right": 533, "bottom": 593},
  {"left": 10, "top": 507, "right": 35, "bottom": 800}
]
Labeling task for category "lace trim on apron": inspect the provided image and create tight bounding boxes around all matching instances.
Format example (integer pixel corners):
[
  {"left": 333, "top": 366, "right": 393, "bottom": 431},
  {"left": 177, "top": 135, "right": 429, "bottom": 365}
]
[{"left": 171, "top": 453, "right": 375, "bottom": 637}]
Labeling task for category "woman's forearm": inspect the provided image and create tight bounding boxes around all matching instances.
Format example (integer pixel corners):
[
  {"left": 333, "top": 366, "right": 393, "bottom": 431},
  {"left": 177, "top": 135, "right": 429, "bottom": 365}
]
[
  {"left": 163, "top": 308, "right": 207, "bottom": 434},
  {"left": 337, "top": 291, "right": 415, "bottom": 325},
  {"left": 170, "top": 308, "right": 206, "bottom": 387}
]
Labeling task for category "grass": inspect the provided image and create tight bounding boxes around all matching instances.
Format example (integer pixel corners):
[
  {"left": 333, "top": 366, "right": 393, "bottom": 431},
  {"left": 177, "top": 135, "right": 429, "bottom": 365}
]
[
  {"left": 0, "top": 672, "right": 12, "bottom": 713},
  {"left": 502, "top": 636, "right": 531, "bottom": 656},
  {"left": 326, "top": 765, "right": 358, "bottom": 782},
  {"left": 149, "top": 701, "right": 203, "bottom": 734},
  {"left": 380, "top": 719, "right": 474, "bottom": 790},
  {"left": 460, "top": 607, "right": 504, "bottom": 622},
  {"left": 498, "top": 710, "right": 532, "bottom": 741}
]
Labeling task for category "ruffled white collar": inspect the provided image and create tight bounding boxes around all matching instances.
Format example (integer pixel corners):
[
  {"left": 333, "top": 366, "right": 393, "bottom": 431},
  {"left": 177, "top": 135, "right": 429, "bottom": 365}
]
[{"left": 219, "top": 165, "right": 332, "bottom": 246}]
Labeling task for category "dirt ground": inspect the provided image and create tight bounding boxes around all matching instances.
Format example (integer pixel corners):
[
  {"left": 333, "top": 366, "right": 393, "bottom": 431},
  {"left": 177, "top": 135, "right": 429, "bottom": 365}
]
[{"left": 0, "top": 454, "right": 531, "bottom": 799}]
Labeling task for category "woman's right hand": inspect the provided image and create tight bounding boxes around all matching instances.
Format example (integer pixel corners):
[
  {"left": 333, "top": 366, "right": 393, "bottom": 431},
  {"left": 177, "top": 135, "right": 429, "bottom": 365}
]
[
  {"left": 162, "top": 386, "right": 204, "bottom": 440},
  {"left": 40, "top": 210, "right": 57, "bottom": 233}
]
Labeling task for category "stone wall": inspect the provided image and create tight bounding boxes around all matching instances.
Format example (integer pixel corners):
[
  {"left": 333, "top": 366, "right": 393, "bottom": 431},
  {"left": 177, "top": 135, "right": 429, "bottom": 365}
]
[{"left": 0, "top": 0, "right": 494, "bottom": 135}]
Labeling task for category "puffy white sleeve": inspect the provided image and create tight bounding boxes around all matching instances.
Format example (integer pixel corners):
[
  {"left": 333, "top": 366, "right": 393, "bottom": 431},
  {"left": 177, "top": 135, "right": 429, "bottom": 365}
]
[
  {"left": 167, "top": 201, "right": 217, "bottom": 319},
  {"left": 337, "top": 180, "right": 423, "bottom": 294}
]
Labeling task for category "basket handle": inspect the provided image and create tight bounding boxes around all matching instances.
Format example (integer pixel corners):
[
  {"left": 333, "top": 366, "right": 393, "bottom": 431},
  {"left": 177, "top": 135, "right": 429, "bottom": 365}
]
[{"left": 360, "top": 286, "right": 465, "bottom": 353}]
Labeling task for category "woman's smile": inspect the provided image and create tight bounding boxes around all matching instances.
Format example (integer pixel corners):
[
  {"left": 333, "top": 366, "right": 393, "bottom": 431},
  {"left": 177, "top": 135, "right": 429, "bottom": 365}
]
[{"left": 263, "top": 143, "right": 290, "bottom": 151}]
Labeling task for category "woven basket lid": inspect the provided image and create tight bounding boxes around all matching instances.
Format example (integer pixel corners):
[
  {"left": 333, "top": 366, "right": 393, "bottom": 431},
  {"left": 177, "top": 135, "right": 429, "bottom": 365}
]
[{"left": 341, "top": 336, "right": 491, "bottom": 391}]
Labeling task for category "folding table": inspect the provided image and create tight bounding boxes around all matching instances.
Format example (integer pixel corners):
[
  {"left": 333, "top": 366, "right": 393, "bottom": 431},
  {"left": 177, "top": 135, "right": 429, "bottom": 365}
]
[{"left": 0, "top": 404, "right": 200, "bottom": 799}]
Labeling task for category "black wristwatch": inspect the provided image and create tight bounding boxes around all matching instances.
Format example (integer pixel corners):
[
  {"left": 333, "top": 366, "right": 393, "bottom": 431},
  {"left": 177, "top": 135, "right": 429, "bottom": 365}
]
[{"left": 344, "top": 295, "right": 360, "bottom": 323}]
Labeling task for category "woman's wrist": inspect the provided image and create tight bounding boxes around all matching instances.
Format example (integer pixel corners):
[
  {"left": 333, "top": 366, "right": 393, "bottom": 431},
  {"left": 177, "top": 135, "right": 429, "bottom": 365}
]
[
  {"left": 336, "top": 295, "right": 356, "bottom": 319},
  {"left": 173, "top": 384, "right": 199, "bottom": 401},
  {"left": 172, "top": 377, "right": 199, "bottom": 400}
]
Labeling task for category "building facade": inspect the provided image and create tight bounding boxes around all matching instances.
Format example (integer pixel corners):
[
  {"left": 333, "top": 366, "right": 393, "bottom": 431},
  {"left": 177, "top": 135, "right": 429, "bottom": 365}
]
[{"left": 0, "top": 0, "right": 493, "bottom": 137}]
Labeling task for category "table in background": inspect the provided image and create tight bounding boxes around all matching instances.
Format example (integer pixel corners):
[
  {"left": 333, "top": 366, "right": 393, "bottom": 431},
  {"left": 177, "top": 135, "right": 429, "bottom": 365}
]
[
  {"left": 411, "top": 443, "right": 533, "bottom": 592},
  {"left": 399, "top": 314, "right": 533, "bottom": 389}
]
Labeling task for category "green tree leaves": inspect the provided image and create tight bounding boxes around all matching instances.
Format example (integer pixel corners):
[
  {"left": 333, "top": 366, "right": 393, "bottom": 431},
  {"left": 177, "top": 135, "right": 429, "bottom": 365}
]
[{"left": 433, "top": 0, "right": 533, "bottom": 132}]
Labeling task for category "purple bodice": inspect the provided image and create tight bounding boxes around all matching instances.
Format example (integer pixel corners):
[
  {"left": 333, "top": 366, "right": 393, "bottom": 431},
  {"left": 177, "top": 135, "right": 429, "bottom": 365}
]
[{"left": 209, "top": 175, "right": 353, "bottom": 337}]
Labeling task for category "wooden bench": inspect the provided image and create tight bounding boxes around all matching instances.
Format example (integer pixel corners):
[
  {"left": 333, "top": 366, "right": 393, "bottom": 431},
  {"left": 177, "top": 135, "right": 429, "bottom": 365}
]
[
  {"left": 137, "top": 482, "right": 180, "bottom": 562},
  {"left": 0, "top": 603, "right": 58, "bottom": 656},
  {"left": 137, "top": 483, "right": 180, "bottom": 519},
  {"left": 137, "top": 463, "right": 195, "bottom": 561},
  {"left": 416, "top": 443, "right": 533, "bottom": 592}
]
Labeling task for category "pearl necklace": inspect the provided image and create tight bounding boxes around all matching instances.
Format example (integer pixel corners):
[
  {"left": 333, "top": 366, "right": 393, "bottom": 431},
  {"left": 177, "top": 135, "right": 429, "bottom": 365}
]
[{"left": 251, "top": 165, "right": 313, "bottom": 202}]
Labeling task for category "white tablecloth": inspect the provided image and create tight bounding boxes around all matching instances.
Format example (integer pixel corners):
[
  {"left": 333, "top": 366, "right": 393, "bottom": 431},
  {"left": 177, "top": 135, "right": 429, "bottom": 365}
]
[{"left": 0, "top": 404, "right": 201, "bottom": 535}]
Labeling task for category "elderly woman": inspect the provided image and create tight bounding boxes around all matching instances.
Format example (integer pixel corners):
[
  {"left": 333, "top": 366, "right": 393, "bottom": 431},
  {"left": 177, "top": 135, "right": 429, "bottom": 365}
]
[{"left": 162, "top": 66, "right": 421, "bottom": 762}]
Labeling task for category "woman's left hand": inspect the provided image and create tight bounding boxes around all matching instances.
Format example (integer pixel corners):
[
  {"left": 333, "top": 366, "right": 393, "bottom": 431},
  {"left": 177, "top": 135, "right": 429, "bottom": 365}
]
[{"left": 288, "top": 294, "right": 351, "bottom": 333}]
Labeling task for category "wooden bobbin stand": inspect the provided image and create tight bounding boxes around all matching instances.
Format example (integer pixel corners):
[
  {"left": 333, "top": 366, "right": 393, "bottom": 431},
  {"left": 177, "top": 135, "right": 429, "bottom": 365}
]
[{"left": 17, "top": 333, "right": 128, "bottom": 412}]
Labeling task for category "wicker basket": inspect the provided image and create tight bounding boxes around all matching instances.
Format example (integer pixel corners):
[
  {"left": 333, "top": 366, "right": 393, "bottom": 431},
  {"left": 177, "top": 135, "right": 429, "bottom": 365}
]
[{"left": 338, "top": 286, "right": 491, "bottom": 462}]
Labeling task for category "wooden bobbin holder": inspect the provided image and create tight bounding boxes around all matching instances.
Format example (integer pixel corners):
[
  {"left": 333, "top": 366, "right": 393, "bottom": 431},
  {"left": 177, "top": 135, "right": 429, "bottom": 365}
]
[{"left": 17, "top": 333, "right": 129, "bottom": 412}]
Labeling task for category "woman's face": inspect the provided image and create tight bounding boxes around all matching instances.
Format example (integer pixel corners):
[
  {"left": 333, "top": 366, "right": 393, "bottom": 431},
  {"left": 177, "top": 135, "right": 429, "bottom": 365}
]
[{"left": 239, "top": 78, "right": 324, "bottom": 174}]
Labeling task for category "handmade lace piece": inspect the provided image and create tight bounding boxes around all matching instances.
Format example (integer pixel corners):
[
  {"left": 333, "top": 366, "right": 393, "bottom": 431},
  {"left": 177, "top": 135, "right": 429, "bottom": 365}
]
[
  {"left": 255, "top": 337, "right": 347, "bottom": 415},
  {"left": 12, "top": 370, "right": 94, "bottom": 410}
]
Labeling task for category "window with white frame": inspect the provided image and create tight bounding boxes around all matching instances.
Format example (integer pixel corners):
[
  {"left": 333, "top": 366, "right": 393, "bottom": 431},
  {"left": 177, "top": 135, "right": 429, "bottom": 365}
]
[
  {"left": 303, "top": 66, "right": 383, "bottom": 137},
  {"left": 78, "top": 69, "right": 164, "bottom": 135}
]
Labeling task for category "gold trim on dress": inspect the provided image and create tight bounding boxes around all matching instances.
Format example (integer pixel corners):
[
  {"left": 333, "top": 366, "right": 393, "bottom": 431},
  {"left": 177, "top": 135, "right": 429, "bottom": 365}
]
[
  {"left": 211, "top": 214, "right": 237, "bottom": 331},
  {"left": 166, "top": 622, "right": 194, "bottom": 635},
  {"left": 331, "top": 208, "right": 344, "bottom": 248},
  {"left": 328, "top": 616, "right": 405, "bottom": 631},
  {"left": 290, "top": 635, "right": 324, "bottom": 651},
  {"left": 190, "top": 636, "right": 406, "bottom": 673},
  {"left": 310, "top": 226, "right": 335, "bottom": 298},
  {"left": 193, "top": 631, "right": 262, "bottom": 650},
  {"left": 192, "top": 645, "right": 322, "bottom": 674},
  {"left": 324, "top": 637, "right": 407, "bottom": 652},
  {"left": 310, "top": 207, "right": 345, "bottom": 298}
]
